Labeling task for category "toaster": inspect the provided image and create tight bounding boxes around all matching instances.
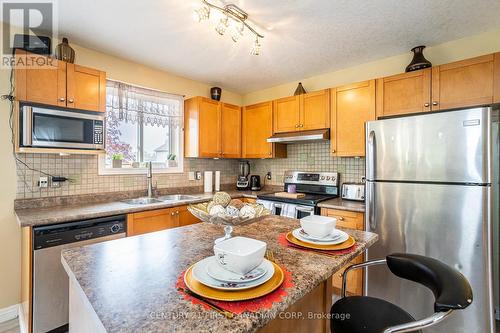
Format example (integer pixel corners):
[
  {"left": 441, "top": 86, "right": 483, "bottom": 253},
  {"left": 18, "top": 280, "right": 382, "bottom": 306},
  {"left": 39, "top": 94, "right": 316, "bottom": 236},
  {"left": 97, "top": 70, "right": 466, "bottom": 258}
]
[{"left": 341, "top": 183, "right": 365, "bottom": 201}]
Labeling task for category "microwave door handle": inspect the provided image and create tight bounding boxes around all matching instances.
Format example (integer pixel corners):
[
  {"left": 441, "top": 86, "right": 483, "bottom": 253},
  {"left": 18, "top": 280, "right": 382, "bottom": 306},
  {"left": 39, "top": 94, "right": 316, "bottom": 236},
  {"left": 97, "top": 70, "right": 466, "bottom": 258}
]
[{"left": 23, "top": 106, "right": 33, "bottom": 146}]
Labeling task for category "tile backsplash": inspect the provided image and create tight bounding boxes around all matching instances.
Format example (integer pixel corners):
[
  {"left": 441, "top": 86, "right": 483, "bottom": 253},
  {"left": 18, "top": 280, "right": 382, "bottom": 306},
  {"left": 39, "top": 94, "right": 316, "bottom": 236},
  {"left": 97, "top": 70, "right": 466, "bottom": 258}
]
[
  {"left": 251, "top": 141, "right": 365, "bottom": 186},
  {"left": 15, "top": 155, "right": 240, "bottom": 199},
  {"left": 15, "top": 141, "right": 365, "bottom": 199}
]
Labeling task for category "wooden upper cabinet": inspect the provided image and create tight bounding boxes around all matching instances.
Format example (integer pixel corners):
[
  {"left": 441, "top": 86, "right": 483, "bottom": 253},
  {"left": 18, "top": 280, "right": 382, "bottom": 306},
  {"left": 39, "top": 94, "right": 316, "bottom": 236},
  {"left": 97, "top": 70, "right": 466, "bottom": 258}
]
[
  {"left": 15, "top": 50, "right": 67, "bottom": 107},
  {"left": 14, "top": 50, "right": 106, "bottom": 112},
  {"left": 66, "top": 64, "right": 106, "bottom": 112},
  {"left": 301, "top": 89, "right": 330, "bottom": 130},
  {"left": 242, "top": 101, "right": 286, "bottom": 158},
  {"left": 221, "top": 103, "right": 241, "bottom": 158},
  {"left": 432, "top": 54, "right": 495, "bottom": 110},
  {"left": 331, "top": 80, "right": 376, "bottom": 157},
  {"left": 495, "top": 53, "right": 500, "bottom": 104},
  {"left": 376, "top": 68, "right": 431, "bottom": 118},
  {"left": 184, "top": 96, "right": 241, "bottom": 158},
  {"left": 198, "top": 98, "right": 221, "bottom": 158},
  {"left": 273, "top": 96, "right": 300, "bottom": 133}
]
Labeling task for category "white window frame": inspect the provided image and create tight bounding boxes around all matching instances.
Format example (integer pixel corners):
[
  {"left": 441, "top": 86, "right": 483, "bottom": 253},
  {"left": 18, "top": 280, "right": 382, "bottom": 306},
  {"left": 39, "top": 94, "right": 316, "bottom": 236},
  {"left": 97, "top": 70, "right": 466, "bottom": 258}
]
[{"left": 98, "top": 82, "right": 184, "bottom": 176}]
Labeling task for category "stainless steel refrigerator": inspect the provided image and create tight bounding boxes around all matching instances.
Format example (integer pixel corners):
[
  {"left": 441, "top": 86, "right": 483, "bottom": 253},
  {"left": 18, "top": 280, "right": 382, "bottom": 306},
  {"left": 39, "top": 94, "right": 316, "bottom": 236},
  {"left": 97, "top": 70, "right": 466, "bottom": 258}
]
[{"left": 365, "top": 107, "right": 499, "bottom": 333}]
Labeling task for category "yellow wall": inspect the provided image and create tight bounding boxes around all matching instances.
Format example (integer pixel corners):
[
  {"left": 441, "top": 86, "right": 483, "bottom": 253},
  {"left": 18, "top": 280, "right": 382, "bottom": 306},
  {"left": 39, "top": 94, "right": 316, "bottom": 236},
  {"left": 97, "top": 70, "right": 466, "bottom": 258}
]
[
  {"left": 243, "top": 29, "right": 500, "bottom": 105},
  {"left": 0, "top": 27, "right": 241, "bottom": 309}
]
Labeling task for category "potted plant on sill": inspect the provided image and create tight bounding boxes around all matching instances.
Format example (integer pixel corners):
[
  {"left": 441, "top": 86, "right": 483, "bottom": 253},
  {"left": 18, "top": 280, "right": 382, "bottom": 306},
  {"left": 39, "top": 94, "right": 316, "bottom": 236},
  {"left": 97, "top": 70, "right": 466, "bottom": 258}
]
[
  {"left": 167, "top": 154, "right": 177, "bottom": 168},
  {"left": 112, "top": 153, "right": 124, "bottom": 168}
]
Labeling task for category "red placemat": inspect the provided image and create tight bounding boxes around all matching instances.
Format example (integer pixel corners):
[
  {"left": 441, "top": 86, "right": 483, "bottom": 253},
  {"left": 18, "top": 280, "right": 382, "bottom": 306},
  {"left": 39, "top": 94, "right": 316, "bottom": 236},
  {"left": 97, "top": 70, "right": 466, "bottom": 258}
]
[
  {"left": 176, "top": 264, "right": 294, "bottom": 315},
  {"left": 278, "top": 233, "right": 357, "bottom": 256}
]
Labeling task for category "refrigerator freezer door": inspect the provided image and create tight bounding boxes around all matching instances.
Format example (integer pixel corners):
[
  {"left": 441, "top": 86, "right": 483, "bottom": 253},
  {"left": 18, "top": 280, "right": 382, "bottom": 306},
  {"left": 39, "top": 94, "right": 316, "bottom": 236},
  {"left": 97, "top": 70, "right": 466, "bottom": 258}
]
[
  {"left": 365, "top": 181, "right": 494, "bottom": 333},
  {"left": 366, "top": 107, "right": 491, "bottom": 184}
]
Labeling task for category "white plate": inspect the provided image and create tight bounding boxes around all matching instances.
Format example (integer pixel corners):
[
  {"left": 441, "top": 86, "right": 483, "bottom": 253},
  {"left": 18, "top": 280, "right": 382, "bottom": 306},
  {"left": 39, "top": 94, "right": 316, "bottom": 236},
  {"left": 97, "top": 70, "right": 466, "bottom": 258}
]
[
  {"left": 192, "top": 256, "right": 275, "bottom": 291},
  {"left": 206, "top": 257, "right": 269, "bottom": 283},
  {"left": 292, "top": 228, "right": 349, "bottom": 245},
  {"left": 298, "top": 228, "right": 342, "bottom": 241}
]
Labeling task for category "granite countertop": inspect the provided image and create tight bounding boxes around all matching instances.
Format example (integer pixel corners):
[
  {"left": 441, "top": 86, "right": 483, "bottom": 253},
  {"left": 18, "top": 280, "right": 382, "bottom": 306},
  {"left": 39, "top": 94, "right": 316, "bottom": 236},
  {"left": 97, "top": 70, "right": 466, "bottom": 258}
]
[
  {"left": 61, "top": 216, "right": 378, "bottom": 333},
  {"left": 317, "top": 197, "right": 365, "bottom": 213},
  {"left": 15, "top": 189, "right": 276, "bottom": 228}
]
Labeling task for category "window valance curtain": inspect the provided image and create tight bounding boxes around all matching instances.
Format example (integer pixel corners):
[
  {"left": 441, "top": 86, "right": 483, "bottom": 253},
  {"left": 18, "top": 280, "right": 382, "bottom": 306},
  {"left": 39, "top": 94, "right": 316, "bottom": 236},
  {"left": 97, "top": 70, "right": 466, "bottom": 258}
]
[{"left": 106, "top": 80, "right": 183, "bottom": 128}]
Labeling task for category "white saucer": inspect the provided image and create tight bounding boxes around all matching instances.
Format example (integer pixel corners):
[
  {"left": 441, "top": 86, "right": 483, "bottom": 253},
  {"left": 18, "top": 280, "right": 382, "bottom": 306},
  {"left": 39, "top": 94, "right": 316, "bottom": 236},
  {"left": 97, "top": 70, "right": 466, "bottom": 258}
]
[
  {"left": 206, "top": 257, "right": 269, "bottom": 283},
  {"left": 192, "top": 256, "right": 275, "bottom": 290},
  {"left": 292, "top": 228, "right": 349, "bottom": 245}
]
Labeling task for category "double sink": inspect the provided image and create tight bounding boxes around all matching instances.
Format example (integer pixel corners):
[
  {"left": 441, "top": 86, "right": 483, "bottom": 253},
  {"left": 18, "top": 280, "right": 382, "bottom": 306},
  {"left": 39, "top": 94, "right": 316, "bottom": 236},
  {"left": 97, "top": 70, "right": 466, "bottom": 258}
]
[{"left": 121, "top": 194, "right": 202, "bottom": 205}]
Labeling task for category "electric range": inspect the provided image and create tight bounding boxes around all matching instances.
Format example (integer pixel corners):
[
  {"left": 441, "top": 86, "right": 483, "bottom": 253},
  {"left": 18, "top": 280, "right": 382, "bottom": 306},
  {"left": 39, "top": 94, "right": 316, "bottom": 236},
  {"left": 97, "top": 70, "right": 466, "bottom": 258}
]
[{"left": 257, "top": 171, "right": 339, "bottom": 218}]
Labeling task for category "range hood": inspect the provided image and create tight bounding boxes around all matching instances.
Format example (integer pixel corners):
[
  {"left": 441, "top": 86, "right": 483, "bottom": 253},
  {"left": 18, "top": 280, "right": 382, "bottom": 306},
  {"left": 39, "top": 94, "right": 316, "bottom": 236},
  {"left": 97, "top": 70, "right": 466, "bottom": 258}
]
[{"left": 267, "top": 129, "right": 330, "bottom": 144}]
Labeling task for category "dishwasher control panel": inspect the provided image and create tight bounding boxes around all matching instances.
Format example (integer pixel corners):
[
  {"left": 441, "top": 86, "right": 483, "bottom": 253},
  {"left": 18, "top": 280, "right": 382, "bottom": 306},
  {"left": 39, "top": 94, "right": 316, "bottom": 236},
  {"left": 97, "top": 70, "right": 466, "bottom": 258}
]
[{"left": 33, "top": 215, "right": 126, "bottom": 250}]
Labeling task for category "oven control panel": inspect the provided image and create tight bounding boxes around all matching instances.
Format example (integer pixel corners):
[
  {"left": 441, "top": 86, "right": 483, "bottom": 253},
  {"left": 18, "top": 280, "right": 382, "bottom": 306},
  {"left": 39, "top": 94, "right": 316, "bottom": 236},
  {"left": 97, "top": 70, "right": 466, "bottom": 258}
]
[{"left": 284, "top": 171, "right": 339, "bottom": 186}]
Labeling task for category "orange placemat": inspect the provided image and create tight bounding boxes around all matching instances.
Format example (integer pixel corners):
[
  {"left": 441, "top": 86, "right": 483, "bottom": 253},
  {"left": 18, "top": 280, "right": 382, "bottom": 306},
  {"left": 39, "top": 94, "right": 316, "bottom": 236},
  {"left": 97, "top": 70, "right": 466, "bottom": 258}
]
[
  {"left": 278, "top": 233, "right": 357, "bottom": 256},
  {"left": 176, "top": 264, "right": 294, "bottom": 315}
]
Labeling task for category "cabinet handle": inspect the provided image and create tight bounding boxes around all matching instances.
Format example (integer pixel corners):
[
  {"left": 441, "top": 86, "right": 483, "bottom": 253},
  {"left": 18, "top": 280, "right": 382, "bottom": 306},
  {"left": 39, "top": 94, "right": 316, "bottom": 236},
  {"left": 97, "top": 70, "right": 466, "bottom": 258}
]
[
  {"left": 59, "top": 97, "right": 65, "bottom": 102},
  {"left": 171, "top": 212, "right": 175, "bottom": 216},
  {"left": 295, "top": 124, "right": 299, "bottom": 128},
  {"left": 338, "top": 217, "right": 344, "bottom": 221},
  {"left": 424, "top": 103, "right": 430, "bottom": 107},
  {"left": 68, "top": 98, "right": 74, "bottom": 103},
  {"left": 432, "top": 101, "right": 438, "bottom": 106},
  {"left": 332, "top": 149, "right": 335, "bottom": 153},
  {"left": 176, "top": 211, "right": 179, "bottom": 215},
  {"left": 300, "top": 124, "right": 304, "bottom": 128}
]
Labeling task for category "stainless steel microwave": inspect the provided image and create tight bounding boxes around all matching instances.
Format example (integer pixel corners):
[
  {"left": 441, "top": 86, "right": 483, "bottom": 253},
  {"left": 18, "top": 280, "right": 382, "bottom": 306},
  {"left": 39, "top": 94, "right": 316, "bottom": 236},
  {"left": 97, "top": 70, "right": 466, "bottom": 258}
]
[{"left": 21, "top": 105, "right": 104, "bottom": 150}]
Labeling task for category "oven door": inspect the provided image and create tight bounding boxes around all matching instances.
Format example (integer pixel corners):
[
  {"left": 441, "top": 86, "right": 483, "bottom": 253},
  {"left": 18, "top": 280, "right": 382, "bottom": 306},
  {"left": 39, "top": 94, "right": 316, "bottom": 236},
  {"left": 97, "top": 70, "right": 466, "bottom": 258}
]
[
  {"left": 22, "top": 106, "right": 104, "bottom": 149},
  {"left": 295, "top": 205, "right": 315, "bottom": 219}
]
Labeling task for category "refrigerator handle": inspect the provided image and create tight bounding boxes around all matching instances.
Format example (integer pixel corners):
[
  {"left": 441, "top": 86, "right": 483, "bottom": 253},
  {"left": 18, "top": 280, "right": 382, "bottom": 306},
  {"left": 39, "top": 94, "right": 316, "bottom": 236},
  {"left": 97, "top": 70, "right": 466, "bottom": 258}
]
[
  {"left": 367, "top": 130, "right": 376, "bottom": 180},
  {"left": 366, "top": 181, "right": 376, "bottom": 231}
]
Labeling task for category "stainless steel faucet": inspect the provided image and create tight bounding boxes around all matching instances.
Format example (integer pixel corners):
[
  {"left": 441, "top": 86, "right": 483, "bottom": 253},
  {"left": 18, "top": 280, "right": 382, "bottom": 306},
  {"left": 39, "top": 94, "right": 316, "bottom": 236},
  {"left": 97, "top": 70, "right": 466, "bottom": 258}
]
[{"left": 147, "top": 162, "right": 156, "bottom": 197}]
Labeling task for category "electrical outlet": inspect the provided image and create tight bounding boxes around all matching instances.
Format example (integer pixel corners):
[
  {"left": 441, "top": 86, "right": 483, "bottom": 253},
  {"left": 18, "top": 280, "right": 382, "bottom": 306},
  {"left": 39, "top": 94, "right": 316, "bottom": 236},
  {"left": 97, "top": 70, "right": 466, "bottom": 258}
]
[
  {"left": 195, "top": 171, "right": 202, "bottom": 180},
  {"left": 38, "top": 176, "right": 48, "bottom": 188},
  {"left": 266, "top": 172, "right": 272, "bottom": 180}
]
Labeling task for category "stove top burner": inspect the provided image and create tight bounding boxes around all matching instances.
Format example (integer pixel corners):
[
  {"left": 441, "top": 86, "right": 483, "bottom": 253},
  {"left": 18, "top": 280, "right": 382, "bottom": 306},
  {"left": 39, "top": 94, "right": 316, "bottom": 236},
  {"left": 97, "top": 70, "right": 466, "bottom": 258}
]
[{"left": 256, "top": 192, "right": 336, "bottom": 206}]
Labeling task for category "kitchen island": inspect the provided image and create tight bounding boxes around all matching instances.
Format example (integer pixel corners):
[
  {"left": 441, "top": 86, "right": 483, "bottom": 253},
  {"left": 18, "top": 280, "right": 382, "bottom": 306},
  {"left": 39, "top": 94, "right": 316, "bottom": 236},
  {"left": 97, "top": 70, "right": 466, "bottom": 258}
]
[{"left": 61, "top": 216, "right": 378, "bottom": 333}]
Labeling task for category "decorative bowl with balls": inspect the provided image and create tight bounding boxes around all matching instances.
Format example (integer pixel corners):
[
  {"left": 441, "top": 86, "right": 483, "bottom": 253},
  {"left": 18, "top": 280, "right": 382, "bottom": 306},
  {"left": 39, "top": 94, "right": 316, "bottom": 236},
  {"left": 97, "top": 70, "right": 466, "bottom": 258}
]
[{"left": 187, "top": 192, "right": 271, "bottom": 243}]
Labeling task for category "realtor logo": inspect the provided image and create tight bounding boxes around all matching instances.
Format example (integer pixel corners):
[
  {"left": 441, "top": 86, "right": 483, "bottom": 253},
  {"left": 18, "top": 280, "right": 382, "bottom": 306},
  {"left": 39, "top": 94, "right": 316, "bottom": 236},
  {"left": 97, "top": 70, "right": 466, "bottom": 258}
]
[{"left": 1, "top": 0, "right": 57, "bottom": 68}]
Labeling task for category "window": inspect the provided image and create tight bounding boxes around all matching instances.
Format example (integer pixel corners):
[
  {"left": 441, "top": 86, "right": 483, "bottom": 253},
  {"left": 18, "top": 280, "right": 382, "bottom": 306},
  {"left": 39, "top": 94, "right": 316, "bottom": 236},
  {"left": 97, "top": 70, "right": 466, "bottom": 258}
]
[{"left": 98, "top": 80, "right": 184, "bottom": 175}]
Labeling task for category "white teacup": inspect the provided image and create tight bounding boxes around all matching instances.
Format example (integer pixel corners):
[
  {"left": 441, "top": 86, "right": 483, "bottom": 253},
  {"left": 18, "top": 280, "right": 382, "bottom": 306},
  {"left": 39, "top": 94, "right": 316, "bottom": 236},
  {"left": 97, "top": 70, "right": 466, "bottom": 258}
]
[
  {"left": 213, "top": 236, "right": 267, "bottom": 275},
  {"left": 300, "top": 215, "right": 337, "bottom": 238}
]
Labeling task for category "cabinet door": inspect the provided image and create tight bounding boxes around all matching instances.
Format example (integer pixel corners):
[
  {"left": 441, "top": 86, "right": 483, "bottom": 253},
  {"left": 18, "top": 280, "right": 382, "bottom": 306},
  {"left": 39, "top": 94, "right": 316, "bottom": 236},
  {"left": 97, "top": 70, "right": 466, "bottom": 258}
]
[
  {"left": 198, "top": 98, "right": 221, "bottom": 158},
  {"left": 431, "top": 54, "right": 495, "bottom": 110},
  {"left": 495, "top": 53, "right": 500, "bottom": 104},
  {"left": 127, "top": 208, "right": 177, "bottom": 236},
  {"left": 178, "top": 205, "right": 201, "bottom": 227},
  {"left": 273, "top": 96, "right": 300, "bottom": 133},
  {"left": 332, "top": 81, "right": 375, "bottom": 157},
  {"left": 242, "top": 102, "right": 274, "bottom": 158},
  {"left": 15, "top": 50, "right": 66, "bottom": 107},
  {"left": 221, "top": 103, "right": 242, "bottom": 158},
  {"left": 332, "top": 254, "right": 364, "bottom": 295},
  {"left": 66, "top": 64, "right": 106, "bottom": 112},
  {"left": 300, "top": 89, "right": 330, "bottom": 130},
  {"left": 376, "top": 68, "right": 431, "bottom": 117}
]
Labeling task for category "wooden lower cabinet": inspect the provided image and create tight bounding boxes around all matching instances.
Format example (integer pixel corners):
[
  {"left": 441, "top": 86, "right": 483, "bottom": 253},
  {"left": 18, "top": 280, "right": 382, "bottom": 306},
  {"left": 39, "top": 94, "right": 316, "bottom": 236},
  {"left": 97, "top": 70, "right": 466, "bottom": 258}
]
[
  {"left": 321, "top": 208, "right": 365, "bottom": 295},
  {"left": 127, "top": 205, "right": 200, "bottom": 236},
  {"left": 178, "top": 205, "right": 201, "bottom": 227}
]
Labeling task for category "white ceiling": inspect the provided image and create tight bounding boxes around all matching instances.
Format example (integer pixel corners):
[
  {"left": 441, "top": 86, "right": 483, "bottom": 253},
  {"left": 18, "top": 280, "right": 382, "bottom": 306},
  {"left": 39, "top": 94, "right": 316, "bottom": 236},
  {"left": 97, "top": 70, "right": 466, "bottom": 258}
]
[{"left": 55, "top": 0, "right": 500, "bottom": 94}]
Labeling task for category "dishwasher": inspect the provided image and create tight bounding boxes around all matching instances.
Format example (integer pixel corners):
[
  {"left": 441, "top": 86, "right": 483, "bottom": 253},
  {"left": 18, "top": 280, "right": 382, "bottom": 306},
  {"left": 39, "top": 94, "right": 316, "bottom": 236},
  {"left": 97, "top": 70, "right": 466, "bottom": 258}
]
[{"left": 32, "top": 215, "right": 126, "bottom": 333}]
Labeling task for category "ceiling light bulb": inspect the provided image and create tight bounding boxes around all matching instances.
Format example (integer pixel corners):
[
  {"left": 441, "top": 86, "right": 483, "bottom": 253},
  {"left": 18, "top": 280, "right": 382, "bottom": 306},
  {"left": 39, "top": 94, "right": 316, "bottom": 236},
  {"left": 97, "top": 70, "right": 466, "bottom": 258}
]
[
  {"left": 251, "top": 37, "right": 261, "bottom": 55},
  {"left": 231, "top": 23, "right": 244, "bottom": 42},
  {"left": 215, "top": 16, "right": 229, "bottom": 35}
]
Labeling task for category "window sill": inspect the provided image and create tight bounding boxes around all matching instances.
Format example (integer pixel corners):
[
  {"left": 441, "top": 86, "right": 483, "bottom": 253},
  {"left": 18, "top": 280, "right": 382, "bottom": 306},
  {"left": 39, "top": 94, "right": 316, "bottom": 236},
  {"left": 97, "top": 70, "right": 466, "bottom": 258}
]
[{"left": 98, "top": 166, "right": 184, "bottom": 175}]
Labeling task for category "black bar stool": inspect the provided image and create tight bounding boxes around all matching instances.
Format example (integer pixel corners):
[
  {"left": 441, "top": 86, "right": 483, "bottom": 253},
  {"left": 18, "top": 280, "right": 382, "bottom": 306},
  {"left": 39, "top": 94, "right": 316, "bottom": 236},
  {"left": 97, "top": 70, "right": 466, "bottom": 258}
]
[{"left": 330, "top": 253, "right": 473, "bottom": 333}]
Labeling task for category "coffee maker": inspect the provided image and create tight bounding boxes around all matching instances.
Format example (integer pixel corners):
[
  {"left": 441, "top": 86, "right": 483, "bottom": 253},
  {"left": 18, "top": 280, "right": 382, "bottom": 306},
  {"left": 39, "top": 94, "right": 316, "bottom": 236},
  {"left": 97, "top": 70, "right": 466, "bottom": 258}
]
[{"left": 236, "top": 161, "right": 250, "bottom": 190}]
